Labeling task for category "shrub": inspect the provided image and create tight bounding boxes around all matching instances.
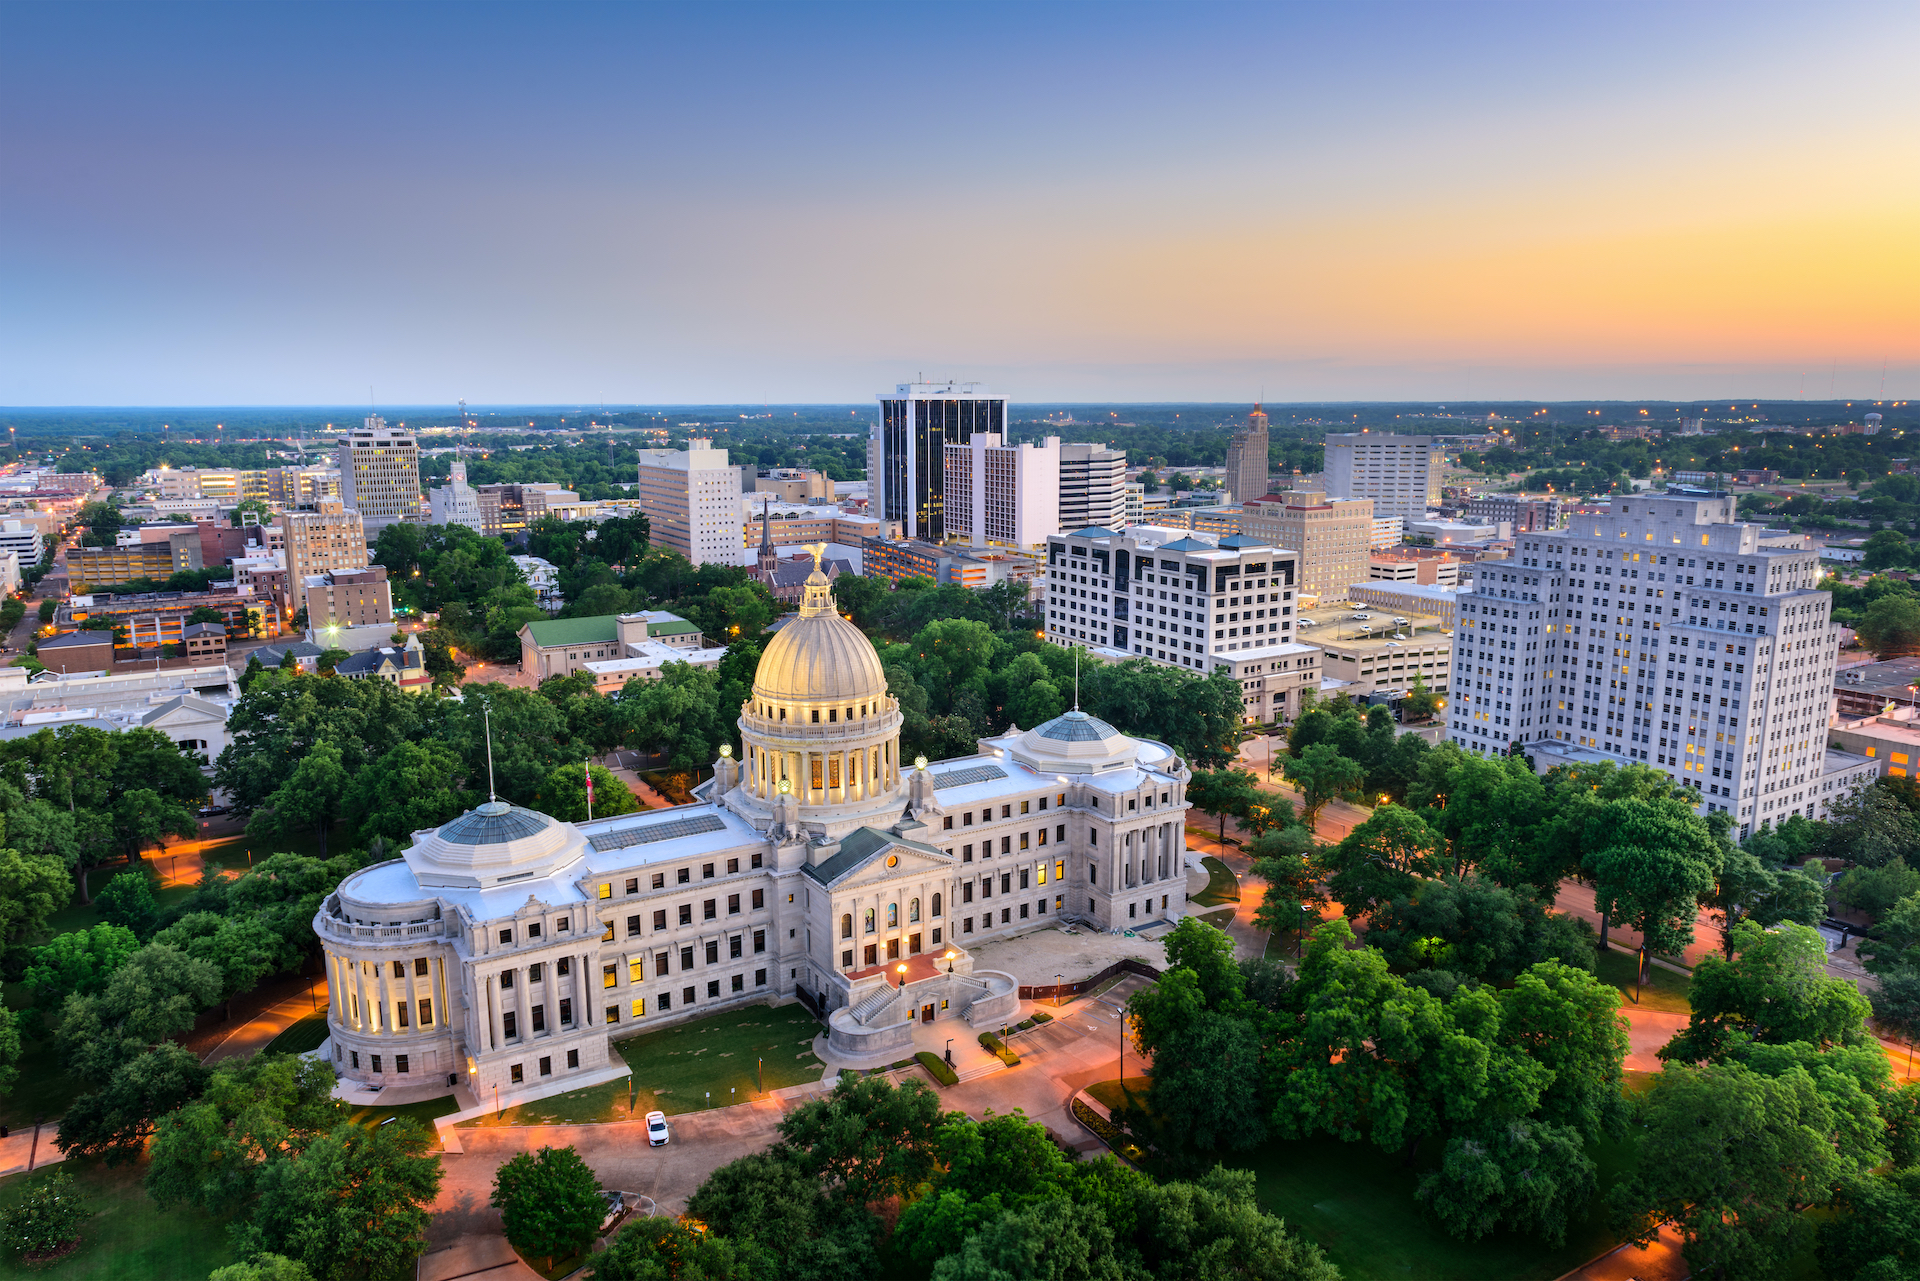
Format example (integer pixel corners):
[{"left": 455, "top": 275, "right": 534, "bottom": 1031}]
[
  {"left": 0, "top": 1168, "right": 91, "bottom": 1258},
  {"left": 1071, "top": 1098, "right": 1144, "bottom": 1164},
  {"left": 978, "top": 1033, "right": 1020, "bottom": 1067},
  {"left": 914, "top": 1051, "right": 957, "bottom": 1087},
  {"left": 1030, "top": 1011, "right": 1054, "bottom": 1024},
  {"left": 1016, "top": 1018, "right": 1035, "bottom": 1031}
]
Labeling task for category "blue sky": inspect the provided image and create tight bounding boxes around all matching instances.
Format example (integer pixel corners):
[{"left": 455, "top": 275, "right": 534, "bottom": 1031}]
[{"left": 3, "top": 1, "right": 1915, "bottom": 405}]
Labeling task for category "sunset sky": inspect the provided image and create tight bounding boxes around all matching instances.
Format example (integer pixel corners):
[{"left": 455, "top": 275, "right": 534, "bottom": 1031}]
[{"left": 3, "top": 1, "right": 1916, "bottom": 405}]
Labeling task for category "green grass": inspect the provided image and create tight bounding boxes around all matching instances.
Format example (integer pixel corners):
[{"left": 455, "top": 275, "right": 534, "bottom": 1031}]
[
  {"left": 463, "top": 1003, "right": 826, "bottom": 1127},
  {"left": 1087, "top": 1076, "right": 1151, "bottom": 1117},
  {"left": 1197, "top": 907, "right": 1236, "bottom": 928},
  {"left": 1595, "top": 947, "right": 1692, "bottom": 1015},
  {"left": 1190, "top": 856, "right": 1240, "bottom": 907},
  {"left": 0, "top": 1038, "right": 85, "bottom": 1133},
  {"left": 262, "top": 1012, "right": 330, "bottom": 1056},
  {"left": 0, "top": 1159, "right": 237, "bottom": 1280},
  {"left": 346, "top": 1095, "right": 460, "bottom": 1131}
]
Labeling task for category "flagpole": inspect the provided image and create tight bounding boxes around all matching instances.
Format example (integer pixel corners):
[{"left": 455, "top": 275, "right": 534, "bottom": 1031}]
[{"left": 586, "top": 759, "right": 594, "bottom": 822}]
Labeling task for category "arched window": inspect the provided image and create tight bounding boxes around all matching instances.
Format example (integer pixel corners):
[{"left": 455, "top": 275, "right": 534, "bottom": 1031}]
[
  {"left": 908, "top": 898, "right": 920, "bottom": 923},
  {"left": 886, "top": 903, "right": 898, "bottom": 928},
  {"left": 864, "top": 908, "right": 875, "bottom": 934},
  {"left": 841, "top": 914, "right": 852, "bottom": 939},
  {"left": 931, "top": 893, "right": 942, "bottom": 918}
]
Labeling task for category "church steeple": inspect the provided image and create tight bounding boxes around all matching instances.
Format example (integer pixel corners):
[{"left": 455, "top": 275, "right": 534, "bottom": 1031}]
[{"left": 756, "top": 498, "right": 778, "bottom": 577}]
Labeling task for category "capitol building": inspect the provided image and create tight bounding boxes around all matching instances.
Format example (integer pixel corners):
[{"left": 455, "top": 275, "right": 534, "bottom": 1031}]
[{"left": 316, "top": 563, "right": 1195, "bottom": 1102}]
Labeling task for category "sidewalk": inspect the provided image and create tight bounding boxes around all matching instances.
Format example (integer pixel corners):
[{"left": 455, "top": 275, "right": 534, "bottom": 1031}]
[
  {"left": 202, "top": 977, "right": 329, "bottom": 1064},
  {"left": 0, "top": 1124, "right": 67, "bottom": 1178}
]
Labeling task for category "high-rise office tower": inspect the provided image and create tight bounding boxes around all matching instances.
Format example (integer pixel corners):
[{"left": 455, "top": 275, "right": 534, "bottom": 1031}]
[
  {"left": 1058, "top": 443, "right": 1128, "bottom": 532},
  {"left": 1323, "top": 433, "right": 1442, "bottom": 521},
  {"left": 872, "top": 382, "right": 1009, "bottom": 541},
  {"left": 637, "top": 438, "right": 742, "bottom": 567},
  {"left": 1238, "top": 489, "right": 1374, "bottom": 600},
  {"left": 1224, "top": 405, "right": 1271, "bottom": 504},
  {"left": 336, "top": 415, "right": 422, "bottom": 536},
  {"left": 1447, "top": 487, "right": 1873, "bottom": 837},
  {"left": 943, "top": 433, "right": 1060, "bottom": 550},
  {"left": 281, "top": 498, "right": 370, "bottom": 588}
]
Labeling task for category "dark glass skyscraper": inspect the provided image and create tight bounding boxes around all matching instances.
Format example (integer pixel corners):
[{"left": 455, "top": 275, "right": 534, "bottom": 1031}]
[{"left": 872, "top": 383, "right": 1008, "bottom": 542}]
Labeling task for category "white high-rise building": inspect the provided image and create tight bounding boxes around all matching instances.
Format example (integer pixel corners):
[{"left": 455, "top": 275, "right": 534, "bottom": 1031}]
[
  {"left": 336, "top": 415, "right": 423, "bottom": 536},
  {"left": 943, "top": 433, "right": 1060, "bottom": 551},
  {"left": 872, "top": 382, "right": 1010, "bottom": 542},
  {"left": 1323, "top": 433, "right": 1443, "bottom": 521},
  {"left": 637, "top": 438, "right": 742, "bottom": 567},
  {"left": 1447, "top": 487, "right": 1875, "bottom": 837},
  {"left": 428, "top": 457, "right": 484, "bottom": 533},
  {"left": 1059, "top": 443, "right": 1128, "bottom": 533}
]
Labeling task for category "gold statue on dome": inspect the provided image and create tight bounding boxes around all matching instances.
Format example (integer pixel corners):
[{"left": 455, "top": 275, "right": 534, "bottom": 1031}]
[{"left": 803, "top": 542, "right": 828, "bottom": 572}]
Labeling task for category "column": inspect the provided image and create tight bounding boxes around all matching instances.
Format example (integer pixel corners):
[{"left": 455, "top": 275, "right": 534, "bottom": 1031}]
[
  {"left": 543, "top": 962, "right": 556, "bottom": 1036},
  {"left": 327, "top": 954, "right": 346, "bottom": 1023},
  {"left": 484, "top": 971, "right": 501, "bottom": 1050},
  {"left": 353, "top": 958, "right": 372, "bottom": 1033},
  {"left": 582, "top": 954, "right": 594, "bottom": 1024}
]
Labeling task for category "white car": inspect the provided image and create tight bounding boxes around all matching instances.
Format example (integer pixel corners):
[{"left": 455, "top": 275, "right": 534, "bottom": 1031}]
[
  {"left": 1351, "top": 612, "right": 1371, "bottom": 619},
  {"left": 645, "top": 1110, "right": 669, "bottom": 1147}
]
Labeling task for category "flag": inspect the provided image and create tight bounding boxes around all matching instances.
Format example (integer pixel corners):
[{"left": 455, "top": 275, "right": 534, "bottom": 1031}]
[{"left": 585, "top": 761, "right": 594, "bottom": 803}]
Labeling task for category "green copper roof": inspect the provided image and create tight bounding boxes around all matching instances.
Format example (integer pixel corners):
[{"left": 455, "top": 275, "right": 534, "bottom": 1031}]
[
  {"left": 523, "top": 616, "right": 619, "bottom": 647},
  {"left": 648, "top": 619, "right": 700, "bottom": 636}
]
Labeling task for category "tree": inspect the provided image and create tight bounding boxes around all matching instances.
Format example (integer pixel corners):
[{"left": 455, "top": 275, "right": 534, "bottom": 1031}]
[
  {"left": 314, "top": 647, "right": 350, "bottom": 675},
  {"left": 1142, "top": 1010, "right": 1269, "bottom": 1158},
  {"left": 1584, "top": 794, "right": 1721, "bottom": 987},
  {"left": 1416, "top": 1119, "right": 1597, "bottom": 1247},
  {"left": 1402, "top": 668, "right": 1441, "bottom": 722},
  {"left": 1863, "top": 891, "right": 1920, "bottom": 974},
  {"left": 491, "top": 1145, "right": 605, "bottom": 1271},
  {"left": 151, "top": 912, "right": 293, "bottom": 1018},
  {"left": 345, "top": 739, "right": 472, "bottom": 847},
  {"left": 1185, "top": 768, "right": 1261, "bottom": 844},
  {"left": 1497, "top": 962, "right": 1631, "bottom": 1142},
  {"left": 1862, "top": 528, "right": 1912, "bottom": 573},
  {"left": 236, "top": 1119, "right": 444, "bottom": 1281},
  {"left": 1607, "top": 1061, "right": 1849, "bottom": 1280},
  {"left": 530, "top": 762, "right": 642, "bottom": 823},
  {"left": 57, "top": 942, "right": 224, "bottom": 1084},
  {"left": 831, "top": 574, "right": 889, "bottom": 627},
  {"left": 0, "top": 845, "right": 72, "bottom": 944},
  {"left": 209, "top": 1256, "right": 314, "bottom": 1281},
  {"left": 1660, "top": 921, "right": 1873, "bottom": 1062},
  {"left": 24, "top": 922, "right": 140, "bottom": 1006},
  {"left": 93, "top": 869, "right": 160, "bottom": 940},
  {"left": 685, "top": 1150, "right": 878, "bottom": 1281},
  {"left": 1315, "top": 803, "right": 1441, "bottom": 919},
  {"left": 776, "top": 1075, "right": 947, "bottom": 1205},
  {"left": 1818, "top": 1166, "right": 1920, "bottom": 1281},
  {"left": 247, "top": 738, "right": 351, "bottom": 857},
  {"left": 1282, "top": 742, "right": 1364, "bottom": 830},
  {"left": 0, "top": 1168, "right": 91, "bottom": 1259},
  {"left": 593, "top": 1218, "right": 774, "bottom": 1281},
  {"left": 1367, "top": 876, "right": 1595, "bottom": 982},
  {"left": 1835, "top": 859, "right": 1920, "bottom": 919},
  {"left": 1860, "top": 592, "right": 1920, "bottom": 657},
  {"left": 55, "top": 1043, "right": 210, "bottom": 1162}
]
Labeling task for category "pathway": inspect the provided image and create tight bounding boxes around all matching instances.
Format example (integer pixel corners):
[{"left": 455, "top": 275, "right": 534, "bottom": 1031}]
[
  {"left": 0, "top": 1123, "right": 67, "bottom": 1178},
  {"left": 202, "top": 977, "right": 329, "bottom": 1064}
]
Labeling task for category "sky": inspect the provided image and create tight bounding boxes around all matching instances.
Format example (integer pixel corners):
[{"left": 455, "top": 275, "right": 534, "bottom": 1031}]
[{"left": 3, "top": 1, "right": 1917, "bottom": 407}]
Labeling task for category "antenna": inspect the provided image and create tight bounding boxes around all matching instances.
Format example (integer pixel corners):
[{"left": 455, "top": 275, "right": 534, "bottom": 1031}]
[
  {"left": 1073, "top": 648, "right": 1080, "bottom": 711},
  {"left": 483, "top": 704, "right": 498, "bottom": 803}
]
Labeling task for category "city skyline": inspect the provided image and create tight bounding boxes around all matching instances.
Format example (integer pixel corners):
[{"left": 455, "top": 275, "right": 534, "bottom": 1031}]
[{"left": 3, "top": 1, "right": 1916, "bottom": 405}]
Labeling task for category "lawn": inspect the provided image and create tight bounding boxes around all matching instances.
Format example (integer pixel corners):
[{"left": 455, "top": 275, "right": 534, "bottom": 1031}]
[
  {"left": 1189, "top": 856, "right": 1240, "bottom": 907},
  {"left": 0, "top": 1038, "right": 85, "bottom": 1133},
  {"left": 463, "top": 1003, "right": 827, "bottom": 1127},
  {"left": 1196, "top": 907, "right": 1237, "bottom": 929},
  {"left": 263, "top": 1012, "right": 331, "bottom": 1056},
  {"left": 0, "top": 1159, "right": 237, "bottom": 1280},
  {"left": 1595, "top": 947, "right": 1692, "bottom": 1015},
  {"left": 347, "top": 1095, "right": 461, "bottom": 1131}
]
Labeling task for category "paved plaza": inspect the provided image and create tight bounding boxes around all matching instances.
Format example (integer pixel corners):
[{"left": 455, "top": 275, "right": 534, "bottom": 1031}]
[{"left": 965, "top": 918, "right": 1177, "bottom": 985}]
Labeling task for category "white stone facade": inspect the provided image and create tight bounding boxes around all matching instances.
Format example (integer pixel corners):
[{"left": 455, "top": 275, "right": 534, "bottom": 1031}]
[{"left": 318, "top": 561, "right": 1195, "bottom": 1100}]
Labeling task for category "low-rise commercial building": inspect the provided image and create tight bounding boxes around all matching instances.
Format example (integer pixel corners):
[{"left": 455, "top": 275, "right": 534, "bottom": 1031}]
[
  {"left": 1345, "top": 582, "right": 1462, "bottom": 629},
  {"left": 37, "top": 631, "right": 115, "bottom": 675},
  {"left": 1827, "top": 709, "right": 1920, "bottom": 778},
  {"left": 303, "top": 567, "right": 394, "bottom": 630},
  {"left": 1294, "top": 601, "right": 1453, "bottom": 703},
  {"left": 860, "top": 539, "right": 1041, "bottom": 591},
  {"left": 183, "top": 623, "right": 227, "bottom": 664},
  {"left": 519, "top": 611, "right": 707, "bottom": 682},
  {"left": 63, "top": 590, "right": 279, "bottom": 649},
  {"left": 67, "top": 527, "right": 203, "bottom": 591}
]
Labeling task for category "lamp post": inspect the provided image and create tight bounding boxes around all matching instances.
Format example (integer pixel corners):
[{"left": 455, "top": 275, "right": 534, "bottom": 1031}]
[
  {"left": 896, "top": 963, "right": 907, "bottom": 989},
  {"left": 1056, "top": 973, "right": 1063, "bottom": 1008},
  {"left": 944, "top": 1038, "right": 953, "bottom": 1068},
  {"left": 944, "top": 949, "right": 955, "bottom": 974}
]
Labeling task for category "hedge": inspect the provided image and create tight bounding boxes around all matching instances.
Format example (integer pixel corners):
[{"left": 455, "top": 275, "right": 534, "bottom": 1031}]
[
  {"left": 978, "top": 1032, "right": 1020, "bottom": 1067},
  {"left": 915, "top": 1051, "right": 958, "bottom": 1087}
]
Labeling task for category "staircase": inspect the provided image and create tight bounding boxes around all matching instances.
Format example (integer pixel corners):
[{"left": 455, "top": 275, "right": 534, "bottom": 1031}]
[{"left": 848, "top": 985, "right": 902, "bottom": 1025}]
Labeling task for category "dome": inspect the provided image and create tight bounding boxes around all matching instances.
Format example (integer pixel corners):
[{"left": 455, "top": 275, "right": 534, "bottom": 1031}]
[
  {"left": 752, "top": 563, "right": 888, "bottom": 706},
  {"left": 405, "top": 800, "right": 588, "bottom": 890},
  {"left": 1009, "top": 709, "right": 1137, "bottom": 772},
  {"left": 1033, "top": 709, "right": 1121, "bottom": 742}
]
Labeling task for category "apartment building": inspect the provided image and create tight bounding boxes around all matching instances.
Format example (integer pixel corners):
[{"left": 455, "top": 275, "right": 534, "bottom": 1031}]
[
  {"left": 304, "top": 566, "right": 394, "bottom": 629},
  {"left": 1466, "top": 494, "right": 1563, "bottom": 533},
  {"left": 637, "top": 438, "right": 742, "bottom": 567},
  {"left": 1239, "top": 489, "right": 1373, "bottom": 601},
  {"left": 1324, "top": 433, "right": 1443, "bottom": 521},
  {"left": 943, "top": 433, "right": 1060, "bottom": 551},
  {"left": 281, "top": 499, "right": 371, "bottom": 587},
  {"left": 1058, "top": 444, "right": 1128, "bottom": 533},
  {"left": 1447, "top": 487, "right": 1872, "bottom": 835},
  {"left": 336, "top": 415, "right": 423, "bottom": 534}
]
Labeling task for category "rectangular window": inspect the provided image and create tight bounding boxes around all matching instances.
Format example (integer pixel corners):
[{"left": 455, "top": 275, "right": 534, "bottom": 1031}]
[
  {"left": 557, "top": 957, "right": 570, "bottom": 976},
  {"left": 626, "top": 877, "right": 639, "bottom": 895},
  {"left": 659, "top": 992, "right": 672, "bottom": 1011},
  {"left": 418, "top": 997, "right": 432, "bottom": 1026},
  {"left": 601, "top": 920, "right": 614, "bottom": 941},
  {"left": 755, "top": 968, "right": 767, "bottom": 986},
  {"left": 652, "top": 873, "right": 666, "bottom": 889},
  {"left": 841, "top": 949, "right": 854, "bottom": 968},
  {"left": 707, "top": 980, "right": 721, "bottom": 998},
  {"left": 395, "top": 1001, "right": 410, "bottom": 1028},
  {"left": 703, "top": 899, "right": 717, "bottom": 920},
  {"left": 726, "top": 858, "right": 739, "bottom": 874},
  {"left": 683, "top": 986, "right": 696, "bottom": 1005},
  {"left": 653, "top": 909, "right": 667, "bottom": 930},
  {"left": 963, "top": 917, "right": 974, "bottom": 934},
  {"left": 567, "top": 1049, "right": 579, "bottom": 1069},
  {"left": 677, "top": 868, "right": 690, "bottom": 884},
  {"left": 502, "top": 1011, "right": 518, "bottom": 1039},
  {"left": 414, "top": 957, "right": 429, "bottom": 977},
  {"left": 350, "top": 1051, "right": 359, "bottom": 1069},
  {"left": 500, "top": 969, "right": 515, "bottom": 990},
  {"left": 728, "top": 893, "right": 740, "bottom": 915},
  {"left": 606, "top": 1005, "right": 620, "bottom": 1024},
  {"left": 531, "top": 1004, "right": 546, "bottom": 1033},
  {"left": 1056, "top": 825, "right": 1066, "bottom": 844},
  {"left": 963, "top": 882, "right": 974, "bottom": 903},
  {"left": 626, "top": 915, "right": 642, "bottom": 938},
  {"left": 396, "top": 1054, "right": 409, "bottom": 1074},
  {"left": 629, "top": 959, "right": 644, "bottom": 985},
  {"left": 705, "top": 941, "right": 719, "bottom": 965},
  {"left": 751, "top": 852, "right": 763, "bottom": 869},
  {"left": 731, "top": 974, "right": 744, "bottom": 993},
  {"left": 729, "top": 935, "right": 743, "bottom": 960},
  {"left": 753, "top": 929, "right": 765, "bottom": 953},
  {"left": 680, "top": 946, "right": 694, "bottom": 970},
  {"left": 679, "top": 904, "right": 693, "bottom": 926},
  {"left": 631, "top": 997, "right": 646, "bottom": 1018},
  {"left": 751, "top": 889, "right": 764, "bottom": 910},
  {"left": 528, "top": 962, "right": 543, "bottom": 983},
  {"left": 603, "top": 963, "right": 617, "bottom": 989},
  {"left": 510, "top": 1063, "right": 523, "bottom": 1084},
  {"left": 598, "top": 883, "right": 612, "bottom": 900},
  {"left": 498, "top": 928, "right": 513, "bottom": 944},
  {"left": 702, "top": 863, "right": 715, "bottom": 879},
  {"left": 539, "top": 1056, "right": 552, "bottom": 1077},
  {"left": 1055, "top": 858, "right": 1065, "bottom": 880},
  {"left": 559, "top": 998, "right": 573, "bottom": 1025}
]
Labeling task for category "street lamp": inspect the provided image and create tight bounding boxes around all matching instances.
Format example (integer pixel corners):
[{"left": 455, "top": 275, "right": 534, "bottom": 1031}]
[
  {"left": 944, "top": 1038, "right": 953, "bottom": 1067},
  {"left": 943, "top": 950, "right": 955, "bottom": 974},
  {"left": 1056, "top": 973, "right": 1063, "bottom": 1008},
  {"left": 896, "top": 963, "right": 907, "bottom": 989}
]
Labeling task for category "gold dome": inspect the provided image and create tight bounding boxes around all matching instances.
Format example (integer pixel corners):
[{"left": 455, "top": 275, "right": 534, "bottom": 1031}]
[{"left": 751, "top": 557, "right": 888, "bottom": 707}]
